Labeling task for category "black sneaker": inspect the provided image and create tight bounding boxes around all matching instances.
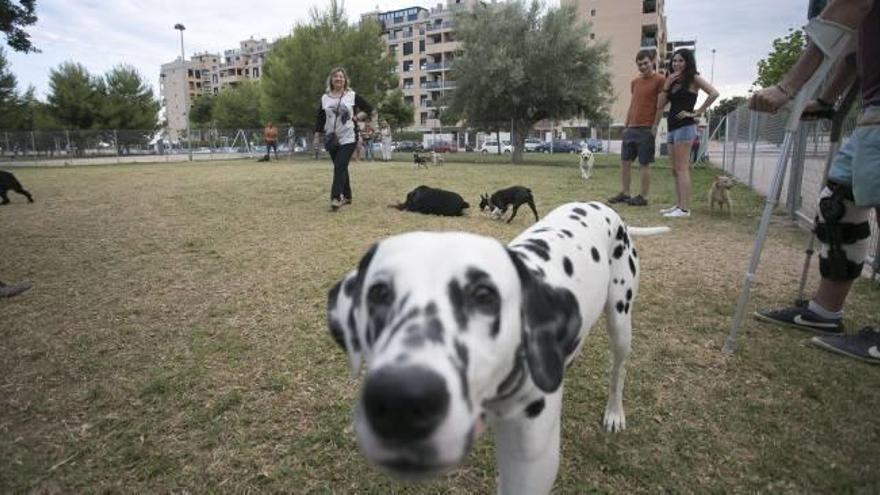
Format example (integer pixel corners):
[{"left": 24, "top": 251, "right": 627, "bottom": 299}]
[
  {"left": 0, "top": 280, "right": 32, "bottom": 298},
  {"left": 608, "top": 192, "right": 631, "bottom": 204},
  {"left": 754, "top": 306, "right": 843, "bottom": 335},
  {"left": 810, "top": 327, "right": 880, "bottom": 364},
  {"left": 627, "top": 195, "right": 648, "bottom": 206}
]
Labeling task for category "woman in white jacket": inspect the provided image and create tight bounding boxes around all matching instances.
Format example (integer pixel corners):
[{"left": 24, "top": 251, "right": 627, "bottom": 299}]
[
  {"left": 313, "top": 67, "right": 373, "bottom": 211},
  {"left": 379, "top": 120, "right": 393, "bottom": 162}
]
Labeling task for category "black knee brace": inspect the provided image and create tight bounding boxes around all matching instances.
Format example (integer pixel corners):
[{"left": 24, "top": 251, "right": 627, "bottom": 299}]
[{"left": 814, "top": 183, "right": 871, "bottom": 281}]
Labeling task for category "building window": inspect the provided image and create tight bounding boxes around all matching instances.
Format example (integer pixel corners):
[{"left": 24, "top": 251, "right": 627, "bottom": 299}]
[
  {"left": 403, "top": 60, "right": 413, "bottom": 72},
  {"left": 253, "top": 67, "right": 259, "bottom": 78},
  {"left": 421, "top": 112, "right": 428, "bottom": 124},
  {"left": 590, "top": 9, "right": 596, "bottom": 16},
  {"left": 419, "top": 40, "right": 425, "bottom": 52},
  {"left": 590, "top": 33, "right": 595, "bottom": 40},
  {"left": 403, "top": 42, "right": 413, "bottom": 56}
]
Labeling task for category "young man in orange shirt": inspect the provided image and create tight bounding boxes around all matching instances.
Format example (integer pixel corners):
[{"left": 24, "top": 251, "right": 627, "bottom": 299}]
[{"left": 608, "top": 50, "right": 666, "bottom": 207}]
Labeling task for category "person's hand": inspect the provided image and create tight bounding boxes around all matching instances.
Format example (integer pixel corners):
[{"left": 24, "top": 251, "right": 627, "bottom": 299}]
[
  {"left": 313, "top": 134, "right": 321, "bottom": 150},
  {"left": 650, "top": 124, "right": 658, "bottom": 136},
  {"left": 664, "top": 71, "right": 681, "bottom": 91},
  {"left": 749, "top": 85, "right": 792, "bottom": 114},
  {"left": 675, "top": 110, "right": 701, "bottom": 120}
]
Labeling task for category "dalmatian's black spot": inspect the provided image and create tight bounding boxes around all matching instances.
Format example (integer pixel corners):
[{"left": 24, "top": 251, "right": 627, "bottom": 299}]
[
  {"left": 577, "top": 245, "right": 582, "bottom": 250},
  {"left": 572, "top": 207, "right": 587, "bottom": 216},
  {"left": 384, "top": 306, "right": 420, "bottom": 347},
  {"left": 580, "top": 221, "right": 588, "bottom": 228},
  {"left": 613, "top": 245, "right": 624, "bottom": 259},
  {"left": 589, "top": 203, "right": 601, "bottom": 210},
  {"left": 425, "top": 301, "right": 437, "bottom": 317},
  {"left": 525, "top": 398, "right": 546, "bottom": 418},
  {"left": 616, "top": 301, "right": 625, "bottom": 313},
  {"left": 403, "top": 333, "right": 426, "bottom": 348},
  {"left": 568, "top": 215, "right": 580, "bottom": 221},
  {"left": 633, "top": 247, "right": 638, "bottom": 258},
  {"left": 351, "top": 243, "right": 378, "bottom": 311},
  {"left": 525, "top": 238, "right": 550, "bottom": 252},
  {"left": 329, "top": 281, "right": 342, "bottom": 305},
  {"left": 367, "top": 282, "right": 396, "bottom": 344},
  {"left": 494, "top": 345, "right": 526, "bottom": 401},
  {"left": 448, "top": 279, "right": 467, "bottom": 329},
  {"left": 453, "top": 339, "right": 472, "bottom": 410},
  {"left": 530, "top": 266, "right": 546, "bottom": 278},
  {"left": 329, "top": 318, "right": 345, "bottom": 349},
  {"left": 625, "top": 302, "right": 630, "bottom": 314},
  {"left": 557, "top": 233, "right": 564, "bottom": 239},
  {"left": 347, "top": 312, "right": 361, "bottom": 351},
  {"left": 517, "top": 241, "right": 550, "bottom": 262},
  {"left": 532, "top": 227, "right": 551, "bottom": 233},
  {"left": 613, "top": 278, "right": 618, "bottom": 284},
  {"left": 425, "top": 317, "right": 445, "bottom": 343},
  {"left": 629, "top": 256, "right": 637, "bottom": 276},
  {"left": 607, "top": 229, "right": 612, "bottom": 237},
  {"left": 563, "top": 257, "right": 573, "bottom": 276},
  {"left": 591, "top": 247, "right": 600, "bottom": 262},
  {"left": 605, "top": 217, "right": 611, "bottom": 224},
  {"left": 616, "top": 226, "right": 631, "bottom": 247},
  {"left": 561, "top": 229, "right": 573, "bottom": 238},
  {"left": 343, "top": 276, "right": 357, "bottom": 297},
  {"left": 626, "top": 289, "right": 632, "bottom": 301}
]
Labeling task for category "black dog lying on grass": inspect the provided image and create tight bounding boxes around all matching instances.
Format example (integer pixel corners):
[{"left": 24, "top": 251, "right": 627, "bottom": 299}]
[
  {"left": 479, "top": 185, "right": 539, "bottom": 223},
  {"left": 0, "top": 170, "right": 34, "bottom": 205},
  {"left": 391, "top": 185, "right": 470, "bottom": 216},
  {"left": 413, "top": 153, "right": 430, "bottom": 169}
]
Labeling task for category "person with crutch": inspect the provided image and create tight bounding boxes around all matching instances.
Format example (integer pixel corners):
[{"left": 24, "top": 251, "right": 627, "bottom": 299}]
[{"left": 751, "top": 0, "right": 880, "bottom": 364}]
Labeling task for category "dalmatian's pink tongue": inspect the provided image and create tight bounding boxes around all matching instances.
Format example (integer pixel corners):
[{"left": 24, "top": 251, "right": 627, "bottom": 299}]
[{"left": 473, "top": 416, "right": 486, "bottom": 439}]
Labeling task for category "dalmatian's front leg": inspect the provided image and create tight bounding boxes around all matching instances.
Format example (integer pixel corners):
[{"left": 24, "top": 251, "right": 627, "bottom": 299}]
[{"left": 494, "top": 390, "right": 563, "bottom": 495}]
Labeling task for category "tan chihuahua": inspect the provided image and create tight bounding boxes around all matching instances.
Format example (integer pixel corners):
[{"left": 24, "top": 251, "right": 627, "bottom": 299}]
[{"left": 708, "top": 175, "right": 734, "bottom": 216}]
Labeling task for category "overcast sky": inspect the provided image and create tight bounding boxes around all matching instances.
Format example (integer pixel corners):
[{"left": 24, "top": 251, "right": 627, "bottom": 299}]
[{"left": 6, "top": 0, "right": 810, "bottom": 105}]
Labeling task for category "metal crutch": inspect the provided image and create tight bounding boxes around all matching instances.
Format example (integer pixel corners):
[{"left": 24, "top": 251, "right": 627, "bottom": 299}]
[
  {"left": 793, "top": 82, "right": 860, "bottom": 306},
  {"left": 723, "top": 18, "right": 854, "bottom": 354}
]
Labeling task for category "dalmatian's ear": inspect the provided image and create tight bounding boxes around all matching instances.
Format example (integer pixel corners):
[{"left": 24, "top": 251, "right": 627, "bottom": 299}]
[
  {"left": 506, "top": 249, "right": 582, "bottom": 393},
  {"left": 328, "top": 270, "right": 363, "bottom": 376}
]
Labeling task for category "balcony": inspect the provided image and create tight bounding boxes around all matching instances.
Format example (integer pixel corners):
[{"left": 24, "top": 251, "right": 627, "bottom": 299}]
[
  {"left": 424, "top": 62, "right": 449, "bottom": 72},
  {"left": 641, "top": 37, "right": 658, "bottom": 48}
]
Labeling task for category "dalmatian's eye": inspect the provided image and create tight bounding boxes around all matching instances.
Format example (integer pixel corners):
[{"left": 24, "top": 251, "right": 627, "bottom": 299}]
[
  {"left": 367, "top": 282, "right": 394, "bottom": 306},
  {"left": 469, "top": 283, "right": 499, "bottom": 309}
]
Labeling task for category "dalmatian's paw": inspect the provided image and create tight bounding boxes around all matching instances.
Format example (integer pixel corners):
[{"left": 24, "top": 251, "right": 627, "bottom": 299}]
[{"left": 602, "top": 407, "right": 626, "bottom": 432}]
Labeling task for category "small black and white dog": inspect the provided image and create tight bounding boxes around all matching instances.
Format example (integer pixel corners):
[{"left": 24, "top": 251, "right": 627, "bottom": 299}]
[
  {"left": 392, "top": 185, "right": 470, "bottom": 216},
  {"left": 479, "top": 186, "right": 539, "bottom": 224},
  {"left": 413, "top": 153, "right": 430, "bottom": 169},
  {"left": 0, "top": 170, "right": 34, "bottom": 205}
]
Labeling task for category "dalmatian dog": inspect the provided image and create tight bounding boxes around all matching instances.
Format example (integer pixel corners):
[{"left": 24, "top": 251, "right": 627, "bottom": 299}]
[
  {"left": 579, "top": 148, "right": 595, "bottom": 180},
  {"left": 327, "top": 202, "right": 669, "bottom": 494}
]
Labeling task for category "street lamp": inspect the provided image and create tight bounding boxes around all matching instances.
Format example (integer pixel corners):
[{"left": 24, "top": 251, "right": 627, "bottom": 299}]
[
  {"left": 710, "top": 48, "right": 716, "bottom": 84},
  {"left": 175, "top": 23, "right": 192, "bottom": 161}
]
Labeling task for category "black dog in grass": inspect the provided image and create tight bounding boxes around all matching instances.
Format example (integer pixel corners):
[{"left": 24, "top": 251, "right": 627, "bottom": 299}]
[
  {"left": 0, "top": 170, "right": 34, "bottom": 205},
  {"left": 413, "top": 153, "right": 430, "bottom": 169},
  {"left": 479, "top": 186, "right": 539, "bottom": 223},
  {"left": 391, "top": 185, "right": 470, "bottom": 216}
]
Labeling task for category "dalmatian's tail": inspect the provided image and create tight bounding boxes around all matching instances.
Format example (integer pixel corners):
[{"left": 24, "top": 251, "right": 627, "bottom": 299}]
[{"left": 628, "top": 226, "right": 671, "bottom": 237}]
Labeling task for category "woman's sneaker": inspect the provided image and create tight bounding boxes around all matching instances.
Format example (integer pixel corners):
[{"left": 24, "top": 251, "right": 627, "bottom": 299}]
[
  {"left": 607, "top": 192, "right": 631, "bottom": 204},
  {"left": 810, "top": 327, "right": 880, "bottom": 364},
  {"left": 754, "top": 305, "right": 844, "bottom": 335},
  {"left": 662, "top": 207, "right": 691, "bottom": 218},
  {"left": 659, "top": 205, "right": 679, "bottom": 214}
]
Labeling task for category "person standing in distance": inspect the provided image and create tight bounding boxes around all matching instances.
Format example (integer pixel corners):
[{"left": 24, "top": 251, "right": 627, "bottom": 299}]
[{"left": 608, "top": 50, "right": 666, "bottom": 207}]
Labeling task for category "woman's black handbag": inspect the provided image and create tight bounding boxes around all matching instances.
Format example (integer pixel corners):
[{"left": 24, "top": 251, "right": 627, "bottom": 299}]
[{"left": 324, "top": 132, "right": 340, "bottom": 154}]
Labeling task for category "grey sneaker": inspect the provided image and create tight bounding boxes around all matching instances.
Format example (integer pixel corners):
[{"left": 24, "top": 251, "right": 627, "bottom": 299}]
[
  {"left": 754, "top": 305, "right": 844, "bottom": 335},
  {"left": 627, "top": 195, "right": 648, "bottom": 206},
  {"left": 608, "top": 192, "right": 631, "bottom": 204},
  {"left": 330, "top": 198, "right": 342, "bottom": 211},
  {"left": 810, "top": 327, "right": 880, "bottom": 364}
]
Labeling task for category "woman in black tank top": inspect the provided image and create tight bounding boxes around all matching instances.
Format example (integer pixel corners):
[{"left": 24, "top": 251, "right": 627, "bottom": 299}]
[{"left": 656, "top": 49, "right": 719, "bottom": 218}]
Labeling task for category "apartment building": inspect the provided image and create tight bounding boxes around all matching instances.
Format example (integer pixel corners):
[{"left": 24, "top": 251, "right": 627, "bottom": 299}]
[
  {"left": 362, "top": 0, "right": 476, "bottom": 132},
  {"left": 562, "top": 0, "right": 667, "bottom": 126},
  {"left": 159, "top": 38, "right": 272, "bottom": 140},
  {"left": 665, "top": 39, "right": 696, "bottom": 69}
]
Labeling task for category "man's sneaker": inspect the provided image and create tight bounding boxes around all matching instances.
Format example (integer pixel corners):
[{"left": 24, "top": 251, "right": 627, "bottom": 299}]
[
  {"left": 330, "top": 198, "right": 342, "bottom": 211},
  {"left": 810, "top": 327, "right": 880, "bottom": 364},
  {"left": 754, "top": 305, "right": 844, "bottom": 335},
  {"left": 659, "top": 205, "right": 679, "bottom": 214},
  {"left": 662, "top": 207, "right": 691, "bottom": 218},
  {"left": 608, "top": 192, "right": 631, "bottom": 204},
  {"left": 627, "top": 195, "right": 648, "bottom": 206},
  {"left": 341, "top": 198, "right": 352, "bottom": 206}
]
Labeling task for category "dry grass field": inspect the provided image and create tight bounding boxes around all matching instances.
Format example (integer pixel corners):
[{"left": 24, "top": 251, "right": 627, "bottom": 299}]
[{"left": 1, "top": 154, "right": 879, "bottom": 493}]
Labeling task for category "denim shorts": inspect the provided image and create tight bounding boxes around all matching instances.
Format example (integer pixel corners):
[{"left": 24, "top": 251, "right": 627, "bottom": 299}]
[
  {"left": 667, "top": 124, "right": 697, "bottom": 144},
  {"left": 827, "top": 107, "right": 880, "bottom": 207}
]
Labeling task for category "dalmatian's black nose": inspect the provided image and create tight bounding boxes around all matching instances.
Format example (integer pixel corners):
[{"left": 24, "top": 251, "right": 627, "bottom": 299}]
[{"left": 363, "top": 366, "right": 449, "bottom": 442}]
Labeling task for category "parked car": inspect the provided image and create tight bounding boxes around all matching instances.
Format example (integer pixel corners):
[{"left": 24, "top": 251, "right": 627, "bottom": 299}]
[
  {"left": 583, "top": 138, "right": 603, "bottom": 152},
  {"left": 535, "top": 140, "right": 580, "bottom": 154},
  {"left": 394, "top": 140, "right": 423, "bottom": 152},
  {"left": 523, "top": 138, "right": 543, "bottom": 152},
  {"left": 479, "top": 140, "right": 513, "bottom": 154},
  {"left": 430, "top": 141, "right": 458, "bottom": 153}
]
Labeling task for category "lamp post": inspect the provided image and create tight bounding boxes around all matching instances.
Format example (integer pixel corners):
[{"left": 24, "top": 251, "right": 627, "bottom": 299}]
[
  {"left": 710, "top": 48, "right": 716, "bottom": 84},
  {"left": 174, "top": 23, "right": 192, "bottom": 161}
]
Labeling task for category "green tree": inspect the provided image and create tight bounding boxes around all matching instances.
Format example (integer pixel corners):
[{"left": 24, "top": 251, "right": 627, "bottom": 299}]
[
  {"left": 261, "top": 0, "right": 395, "bottom": 127},
  {"left": 1, "top": 0, "right": 38, "bottom": 53},
  {"left": 212, "top": 81, "right": 263, "bottom": 129},
  {"left": 709, "top": 96, "right": 747, "bottom": 132},
  {"left": 99, "top": 64, "right": 160, "bottom": 151},
  {"left": 376, "top": 89, "right": 414, "bottom": 131},
  {"left": 0, "top": 46, "right": 19, "bottom": 128},
  {"left": 190, "top": 94, "right": 216, "bottom": 127},
  {"left": 754, "top": 29, "right": 805, "bottom": 89},
  {"left": 449, "top": 1, "right": 612, "bottom": 163},
  {"left": 47, "top": 62, "right": 102, "bottom": 130},
  {"left": 16, "top": 85, "right": 58, "bottom": 130}
]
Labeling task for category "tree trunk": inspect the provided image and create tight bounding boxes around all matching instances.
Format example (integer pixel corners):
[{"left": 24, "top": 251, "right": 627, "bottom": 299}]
[{"left": 511, "top": 121, "right": 528, "bottom": 164}]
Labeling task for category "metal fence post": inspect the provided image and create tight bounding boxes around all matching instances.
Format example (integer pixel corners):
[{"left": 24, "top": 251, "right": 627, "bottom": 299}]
[
  {"left": 3, "top": 131, "right": 8, "bottom": 158},
  {"left": 786, "top": 125, "right": 809, "bottom": 218},
  {"left": 722, "top": 116, "right": 729, "bottom": 172},
  {"left": 748, "top": 110, "right": 759, "bottom": 189},
  {"left": 114, "top": 130, "right": 120, "bottom": 163},
  {"left": 730, "top": 108, "right": 740, "bottom": 178},
  {"left": 30, "top": 131, "right": 36, "bottom": 157}
]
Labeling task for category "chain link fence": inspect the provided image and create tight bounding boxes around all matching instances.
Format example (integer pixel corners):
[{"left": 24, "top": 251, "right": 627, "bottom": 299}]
[
  {"left": 0, "top": 126, "right": 315, "bottom": 165},
  {"left": 705, "top": 103, "right": 879, "bottom": 279}
]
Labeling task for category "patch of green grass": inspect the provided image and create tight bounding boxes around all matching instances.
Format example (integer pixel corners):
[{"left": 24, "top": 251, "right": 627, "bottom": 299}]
[{"left": 0, "top": 154, "right": 877, "bottom": 493}]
